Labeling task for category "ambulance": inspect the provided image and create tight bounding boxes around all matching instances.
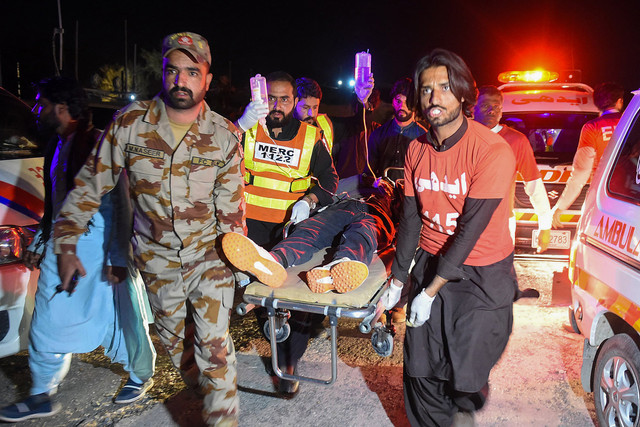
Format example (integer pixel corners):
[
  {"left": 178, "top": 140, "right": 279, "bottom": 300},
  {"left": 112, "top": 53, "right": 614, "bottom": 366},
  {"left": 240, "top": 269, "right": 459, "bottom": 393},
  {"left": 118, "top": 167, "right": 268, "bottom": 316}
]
[
  {"left": 0, "top": 88, "right": 44, "bottom": 358},
  {"left": 569, "top": 87, "right": 640, "bottom": 425},
  {"left": 498, "top": 70, "right": 599, "bottom": 252}
]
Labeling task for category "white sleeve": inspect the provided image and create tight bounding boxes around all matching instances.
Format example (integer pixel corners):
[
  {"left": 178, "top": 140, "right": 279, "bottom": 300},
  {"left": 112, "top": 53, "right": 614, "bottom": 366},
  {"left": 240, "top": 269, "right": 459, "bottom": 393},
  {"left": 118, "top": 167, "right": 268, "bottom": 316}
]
[
  {"left": 524, "top": 178, "right": 552, "bottom": 230},
  {"left": 554, "top": 146, "right": 595, "bottom": 211}
]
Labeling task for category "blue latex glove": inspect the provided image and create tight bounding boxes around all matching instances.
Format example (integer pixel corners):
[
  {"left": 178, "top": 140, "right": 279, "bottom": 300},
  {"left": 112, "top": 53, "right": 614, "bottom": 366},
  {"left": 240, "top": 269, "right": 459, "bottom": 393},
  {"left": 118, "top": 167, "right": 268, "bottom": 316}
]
[
  {"left": 407, "top": 290, "right": 436, "bottom": 327},
  {"left": 237, "top": 100, "right": 269, "bottom": 132},
  {"left": 290, "top": 199, "right": 311, "bottom": 224}
]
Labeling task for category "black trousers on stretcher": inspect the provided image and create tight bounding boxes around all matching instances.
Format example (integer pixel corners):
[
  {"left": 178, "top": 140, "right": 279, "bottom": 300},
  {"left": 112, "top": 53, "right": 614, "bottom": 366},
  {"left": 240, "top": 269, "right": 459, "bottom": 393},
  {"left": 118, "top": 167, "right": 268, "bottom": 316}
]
[
  {"left": 403, "top": 249, "right": 518, "bottom": 426},
  {"left": 248, "top": 200, "right": 390, "bottom": 372}
]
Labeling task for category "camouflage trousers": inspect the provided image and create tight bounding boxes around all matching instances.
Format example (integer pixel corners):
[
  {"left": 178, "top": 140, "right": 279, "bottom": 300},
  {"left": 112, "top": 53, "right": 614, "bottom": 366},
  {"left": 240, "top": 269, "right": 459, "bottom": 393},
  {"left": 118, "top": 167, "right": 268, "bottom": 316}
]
[{"left": 141, "top": 256, "right": 238, "bottom": 426}]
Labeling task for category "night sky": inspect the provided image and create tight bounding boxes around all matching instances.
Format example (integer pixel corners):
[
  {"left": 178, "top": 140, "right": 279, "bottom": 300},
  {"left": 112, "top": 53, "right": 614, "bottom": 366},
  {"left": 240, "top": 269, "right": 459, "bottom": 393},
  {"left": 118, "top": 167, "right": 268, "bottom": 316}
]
[{"left": 3, "top": 0, "right": 640, "bottom": 103}]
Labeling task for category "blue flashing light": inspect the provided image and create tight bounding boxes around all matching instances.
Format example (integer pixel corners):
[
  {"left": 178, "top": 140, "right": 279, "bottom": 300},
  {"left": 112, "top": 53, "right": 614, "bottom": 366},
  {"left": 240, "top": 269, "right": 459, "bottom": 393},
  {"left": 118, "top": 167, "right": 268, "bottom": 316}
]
[{"left": 348, "top": 79, "right": 355, "bottom": 87}]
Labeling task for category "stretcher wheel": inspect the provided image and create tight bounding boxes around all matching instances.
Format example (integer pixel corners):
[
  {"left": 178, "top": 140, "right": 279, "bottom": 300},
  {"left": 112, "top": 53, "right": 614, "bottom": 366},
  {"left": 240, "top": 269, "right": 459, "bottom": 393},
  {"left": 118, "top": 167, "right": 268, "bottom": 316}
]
[
  {"left": 371, "top": 327, "right": 394, "bottom": 357},
  {"left": 264, "top": 321, "right": 291, "bottom": 343}
]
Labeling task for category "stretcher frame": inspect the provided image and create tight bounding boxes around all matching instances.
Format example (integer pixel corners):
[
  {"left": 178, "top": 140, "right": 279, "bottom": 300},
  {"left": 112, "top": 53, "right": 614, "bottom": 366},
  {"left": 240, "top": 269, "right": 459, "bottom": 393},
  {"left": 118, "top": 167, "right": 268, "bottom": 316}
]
[{"left": 237, "top": 246, "right": 394, "bottom": 386}]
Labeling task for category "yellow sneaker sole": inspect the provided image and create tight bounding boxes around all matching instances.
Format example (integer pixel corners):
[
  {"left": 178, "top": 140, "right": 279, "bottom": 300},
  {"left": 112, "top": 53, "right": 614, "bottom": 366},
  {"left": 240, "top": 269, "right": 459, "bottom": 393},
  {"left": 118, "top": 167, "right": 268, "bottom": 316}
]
[
  {"left": 331, "top": 260, "right": 368, "bottom": 293},
  {"left": 221, "top": 233, "right": 286, "bottom": 288},
  {"left": 306, "top": 268, "right": 334, "bottom": 293}
]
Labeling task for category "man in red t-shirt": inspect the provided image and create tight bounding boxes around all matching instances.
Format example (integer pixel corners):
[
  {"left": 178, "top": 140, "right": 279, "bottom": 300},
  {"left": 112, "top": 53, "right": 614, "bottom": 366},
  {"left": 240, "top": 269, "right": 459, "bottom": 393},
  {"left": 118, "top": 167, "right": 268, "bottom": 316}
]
[
  {"left": 473, "top": 85, "right": 551, "bottom": 253},
  {"left": 379, "top": 49, "right": 517, "bottom": 426},
  {"left": 552, "top": 82, "right": 624, "bottom": 227}
]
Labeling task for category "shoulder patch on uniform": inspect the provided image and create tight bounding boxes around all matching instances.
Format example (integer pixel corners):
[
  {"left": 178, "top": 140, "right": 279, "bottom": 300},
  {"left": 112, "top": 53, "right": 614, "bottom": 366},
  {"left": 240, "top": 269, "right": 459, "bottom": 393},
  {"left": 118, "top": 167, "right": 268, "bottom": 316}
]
[{"left": 125, "top": 143, "right": 164, "bottom": 159}]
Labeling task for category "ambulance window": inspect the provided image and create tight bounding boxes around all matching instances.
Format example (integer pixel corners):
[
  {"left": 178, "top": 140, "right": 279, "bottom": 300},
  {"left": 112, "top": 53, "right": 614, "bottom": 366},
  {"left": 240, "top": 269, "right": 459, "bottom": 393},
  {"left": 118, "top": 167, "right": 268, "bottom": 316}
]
[
  {"left": 501, "top": 112, "right": 598, "bottom": 154},
  {"left": 608, "top": 112, "right": 640, "bottom": 205}
]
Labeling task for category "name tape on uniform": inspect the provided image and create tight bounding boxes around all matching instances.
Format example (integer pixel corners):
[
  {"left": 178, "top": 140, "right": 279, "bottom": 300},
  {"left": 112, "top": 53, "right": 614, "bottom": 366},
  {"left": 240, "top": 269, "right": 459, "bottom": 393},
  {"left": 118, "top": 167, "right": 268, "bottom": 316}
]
[
  {"left": 254, "top": 141, "right": 301, "bottom": 167},
  {"left": 125, "top": 144, "right": 164, "bottom": 159}
]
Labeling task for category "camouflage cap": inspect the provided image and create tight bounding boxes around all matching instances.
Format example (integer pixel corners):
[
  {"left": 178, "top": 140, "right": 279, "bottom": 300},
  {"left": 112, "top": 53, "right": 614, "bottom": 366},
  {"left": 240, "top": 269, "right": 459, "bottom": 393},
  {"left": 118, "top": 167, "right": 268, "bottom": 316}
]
[{"left": 162, "top": 32, "right": 211, "bottom": 65}]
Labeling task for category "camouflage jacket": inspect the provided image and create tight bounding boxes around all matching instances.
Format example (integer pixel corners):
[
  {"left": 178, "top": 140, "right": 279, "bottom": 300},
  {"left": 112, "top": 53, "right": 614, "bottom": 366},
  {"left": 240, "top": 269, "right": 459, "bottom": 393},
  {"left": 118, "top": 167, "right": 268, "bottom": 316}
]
[{"left": 54, "top": 95, "right": 246, "bottom": 274}]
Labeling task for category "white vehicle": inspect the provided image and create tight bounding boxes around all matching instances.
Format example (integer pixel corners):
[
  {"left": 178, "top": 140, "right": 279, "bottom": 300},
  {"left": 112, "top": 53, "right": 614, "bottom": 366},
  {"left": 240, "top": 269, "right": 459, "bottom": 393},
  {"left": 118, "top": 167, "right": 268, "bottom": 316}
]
[
  {"left": 498, "top": 70, "right": 599, "bottom": 252},
  {"left": 570, "top": 87, "right": 640, "bottom": 426},
  {"left": 0, "top": 88, "right": 44, "bottom": 358}
]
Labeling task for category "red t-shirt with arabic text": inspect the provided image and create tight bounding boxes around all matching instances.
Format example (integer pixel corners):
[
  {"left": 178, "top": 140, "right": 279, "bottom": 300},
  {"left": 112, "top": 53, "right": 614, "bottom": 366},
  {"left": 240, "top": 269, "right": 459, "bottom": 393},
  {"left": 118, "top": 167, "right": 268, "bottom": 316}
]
[{"left": 405, "top": 120, "right": 516, "bottom": 266}]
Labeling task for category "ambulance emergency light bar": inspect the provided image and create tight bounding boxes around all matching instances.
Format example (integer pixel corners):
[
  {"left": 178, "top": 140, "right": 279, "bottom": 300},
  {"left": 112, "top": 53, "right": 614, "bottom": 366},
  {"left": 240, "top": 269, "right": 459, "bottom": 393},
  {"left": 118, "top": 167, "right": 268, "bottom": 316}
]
[{"left": 498, "top": 70, "right": 560, "bottom": 84}]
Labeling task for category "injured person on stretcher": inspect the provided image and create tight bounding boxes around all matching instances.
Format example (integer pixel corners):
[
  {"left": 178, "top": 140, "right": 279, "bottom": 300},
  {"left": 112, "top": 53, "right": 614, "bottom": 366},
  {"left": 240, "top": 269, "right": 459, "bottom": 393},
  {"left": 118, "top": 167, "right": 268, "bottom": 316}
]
[{"left": 222, "top": 175, "right": 398, "bottom": 295}]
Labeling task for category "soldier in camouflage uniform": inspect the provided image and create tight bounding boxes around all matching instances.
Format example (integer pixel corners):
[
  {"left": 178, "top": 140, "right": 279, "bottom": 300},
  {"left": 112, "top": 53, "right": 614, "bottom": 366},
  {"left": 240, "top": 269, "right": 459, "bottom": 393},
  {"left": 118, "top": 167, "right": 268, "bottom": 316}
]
[{"left": 53, "top": 32, "right": 245, "bottom": 426}]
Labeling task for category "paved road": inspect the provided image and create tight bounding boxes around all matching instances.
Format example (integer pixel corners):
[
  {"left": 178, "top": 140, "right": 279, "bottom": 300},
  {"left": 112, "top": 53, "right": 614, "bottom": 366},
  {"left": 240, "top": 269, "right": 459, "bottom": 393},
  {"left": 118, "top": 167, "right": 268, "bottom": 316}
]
[{"left": 0, "top": 260, "right": 597, "bottom": 426}]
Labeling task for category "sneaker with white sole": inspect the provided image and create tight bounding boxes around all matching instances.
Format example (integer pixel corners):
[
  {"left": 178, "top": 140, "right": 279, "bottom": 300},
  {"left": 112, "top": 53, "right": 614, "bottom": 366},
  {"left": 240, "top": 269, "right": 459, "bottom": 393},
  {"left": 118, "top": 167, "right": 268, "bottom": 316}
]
[
  {"left": 0, "top": 393, "right": 61, "bottom": 422},
  {"left": 114, "top": 377, "right": 154, "bottom": 404},
  {"left": 306, "top": 258, "right": 369, "bottom": 293},
  {"left": 330, "top": 258, "right": 369, "bottom": 293},
  {"left": 222, "top": 233, "right": 287, "bottom": 288},
  {"left": 306, "top": 267, "right": 334, "bottom": 293}
]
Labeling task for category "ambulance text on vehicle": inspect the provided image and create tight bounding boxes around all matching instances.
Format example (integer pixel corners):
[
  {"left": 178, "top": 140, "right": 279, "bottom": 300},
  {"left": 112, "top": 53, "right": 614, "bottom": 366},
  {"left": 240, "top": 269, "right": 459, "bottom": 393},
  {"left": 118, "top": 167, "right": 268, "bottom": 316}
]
[{"left": 569, "top": 87, "right": 640, "bottom": 426}]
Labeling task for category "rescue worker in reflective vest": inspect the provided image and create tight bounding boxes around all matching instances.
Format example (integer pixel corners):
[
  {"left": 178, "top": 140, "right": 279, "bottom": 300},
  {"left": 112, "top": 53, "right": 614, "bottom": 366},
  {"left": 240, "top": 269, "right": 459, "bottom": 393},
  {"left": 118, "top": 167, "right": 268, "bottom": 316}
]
[
  {"left": 551, "top": 82, "right": 624, "bottom": 228},
  {"left": 241, "top": 71, "right": 339, "bottom": 397},
  {"left": 293, "top": 77, "right": 333, "bottom": 154},
  {"left": 242, "top": 71, "right": 338, "bottom": 247}
]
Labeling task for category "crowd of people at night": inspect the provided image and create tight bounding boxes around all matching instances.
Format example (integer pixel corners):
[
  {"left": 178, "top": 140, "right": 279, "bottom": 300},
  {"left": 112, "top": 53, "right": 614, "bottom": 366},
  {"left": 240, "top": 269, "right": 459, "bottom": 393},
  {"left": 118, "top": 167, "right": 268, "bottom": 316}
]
[{"left": 0, "top": 30, "right": 625, "bottom": 427}]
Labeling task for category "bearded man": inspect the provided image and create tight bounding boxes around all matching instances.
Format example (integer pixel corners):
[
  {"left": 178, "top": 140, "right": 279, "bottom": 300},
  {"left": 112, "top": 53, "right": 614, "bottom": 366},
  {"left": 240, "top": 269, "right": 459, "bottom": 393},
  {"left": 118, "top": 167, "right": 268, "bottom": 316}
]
[
  {"left": 383, "top": 49, "right": 518, "bottom": 426},
  {"left": 53, "top": 32, "right": 243, "bottom": 426},
  {"left": 367, "top": 77, "right": 427, "bottom": 182}
]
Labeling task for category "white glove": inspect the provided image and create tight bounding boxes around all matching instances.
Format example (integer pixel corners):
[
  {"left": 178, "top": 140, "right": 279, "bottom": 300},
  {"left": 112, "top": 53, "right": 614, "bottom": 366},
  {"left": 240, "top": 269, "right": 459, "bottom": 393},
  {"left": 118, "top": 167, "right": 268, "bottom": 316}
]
[
  {"left": 408, "top": 290, "right": 436, "bottom": 327},
  {"left": 290, "top": 199, "right": 311, "bottom": 224},
  {"left": 355, "top": 75, "right": 375, "bottom": 105},
  {"left": 237, "top": 100, "right": 269, "bottom": 132},
  {"left": 381, "top": 279, "right": 403, "bottom": 310}
]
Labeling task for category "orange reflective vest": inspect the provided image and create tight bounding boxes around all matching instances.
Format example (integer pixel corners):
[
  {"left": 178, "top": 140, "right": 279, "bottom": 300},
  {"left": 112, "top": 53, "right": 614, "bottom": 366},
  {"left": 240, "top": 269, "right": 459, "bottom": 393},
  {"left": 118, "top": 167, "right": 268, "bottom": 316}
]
[
  {"left": 316, "top": 114, "right": 333, "bottom": 153},
  {"left": 244, "top": 122, "right": 319, "bottom": 223}
]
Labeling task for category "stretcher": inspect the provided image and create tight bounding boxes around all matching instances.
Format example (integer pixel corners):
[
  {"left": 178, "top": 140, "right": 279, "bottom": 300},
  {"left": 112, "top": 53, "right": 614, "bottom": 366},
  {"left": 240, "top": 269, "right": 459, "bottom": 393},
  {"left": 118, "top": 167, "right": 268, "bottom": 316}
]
[{"left": 236, "top": 245, "right": 396, "bottom": 386}]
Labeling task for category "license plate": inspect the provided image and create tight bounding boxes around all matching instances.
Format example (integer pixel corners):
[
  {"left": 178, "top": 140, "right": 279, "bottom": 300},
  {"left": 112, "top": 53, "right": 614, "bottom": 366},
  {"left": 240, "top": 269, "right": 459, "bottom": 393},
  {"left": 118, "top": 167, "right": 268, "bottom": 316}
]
[{"left": 531, "top": 229, "right": 571, "bottom": 249}]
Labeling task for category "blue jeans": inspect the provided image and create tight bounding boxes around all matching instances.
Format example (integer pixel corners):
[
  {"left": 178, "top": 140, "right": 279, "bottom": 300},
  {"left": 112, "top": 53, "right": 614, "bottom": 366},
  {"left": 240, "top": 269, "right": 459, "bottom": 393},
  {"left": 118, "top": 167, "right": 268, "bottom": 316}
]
[{"left": 271, "top": 199, "right": 378, "bottom": 268}]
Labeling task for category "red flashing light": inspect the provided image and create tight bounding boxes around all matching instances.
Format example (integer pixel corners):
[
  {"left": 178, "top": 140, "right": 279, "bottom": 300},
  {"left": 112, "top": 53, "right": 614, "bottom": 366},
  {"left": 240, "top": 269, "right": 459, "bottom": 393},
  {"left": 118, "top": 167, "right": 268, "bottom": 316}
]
[{"left": 498, "top": 70, "right": 559, "bottom": 84}]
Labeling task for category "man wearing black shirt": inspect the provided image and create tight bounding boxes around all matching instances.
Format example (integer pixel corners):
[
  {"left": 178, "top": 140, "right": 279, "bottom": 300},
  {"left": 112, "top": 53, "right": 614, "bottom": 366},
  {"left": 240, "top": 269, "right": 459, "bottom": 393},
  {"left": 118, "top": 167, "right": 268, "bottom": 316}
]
[{"left": 368, "top": 78, "right": 427, "bottom": 182}]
